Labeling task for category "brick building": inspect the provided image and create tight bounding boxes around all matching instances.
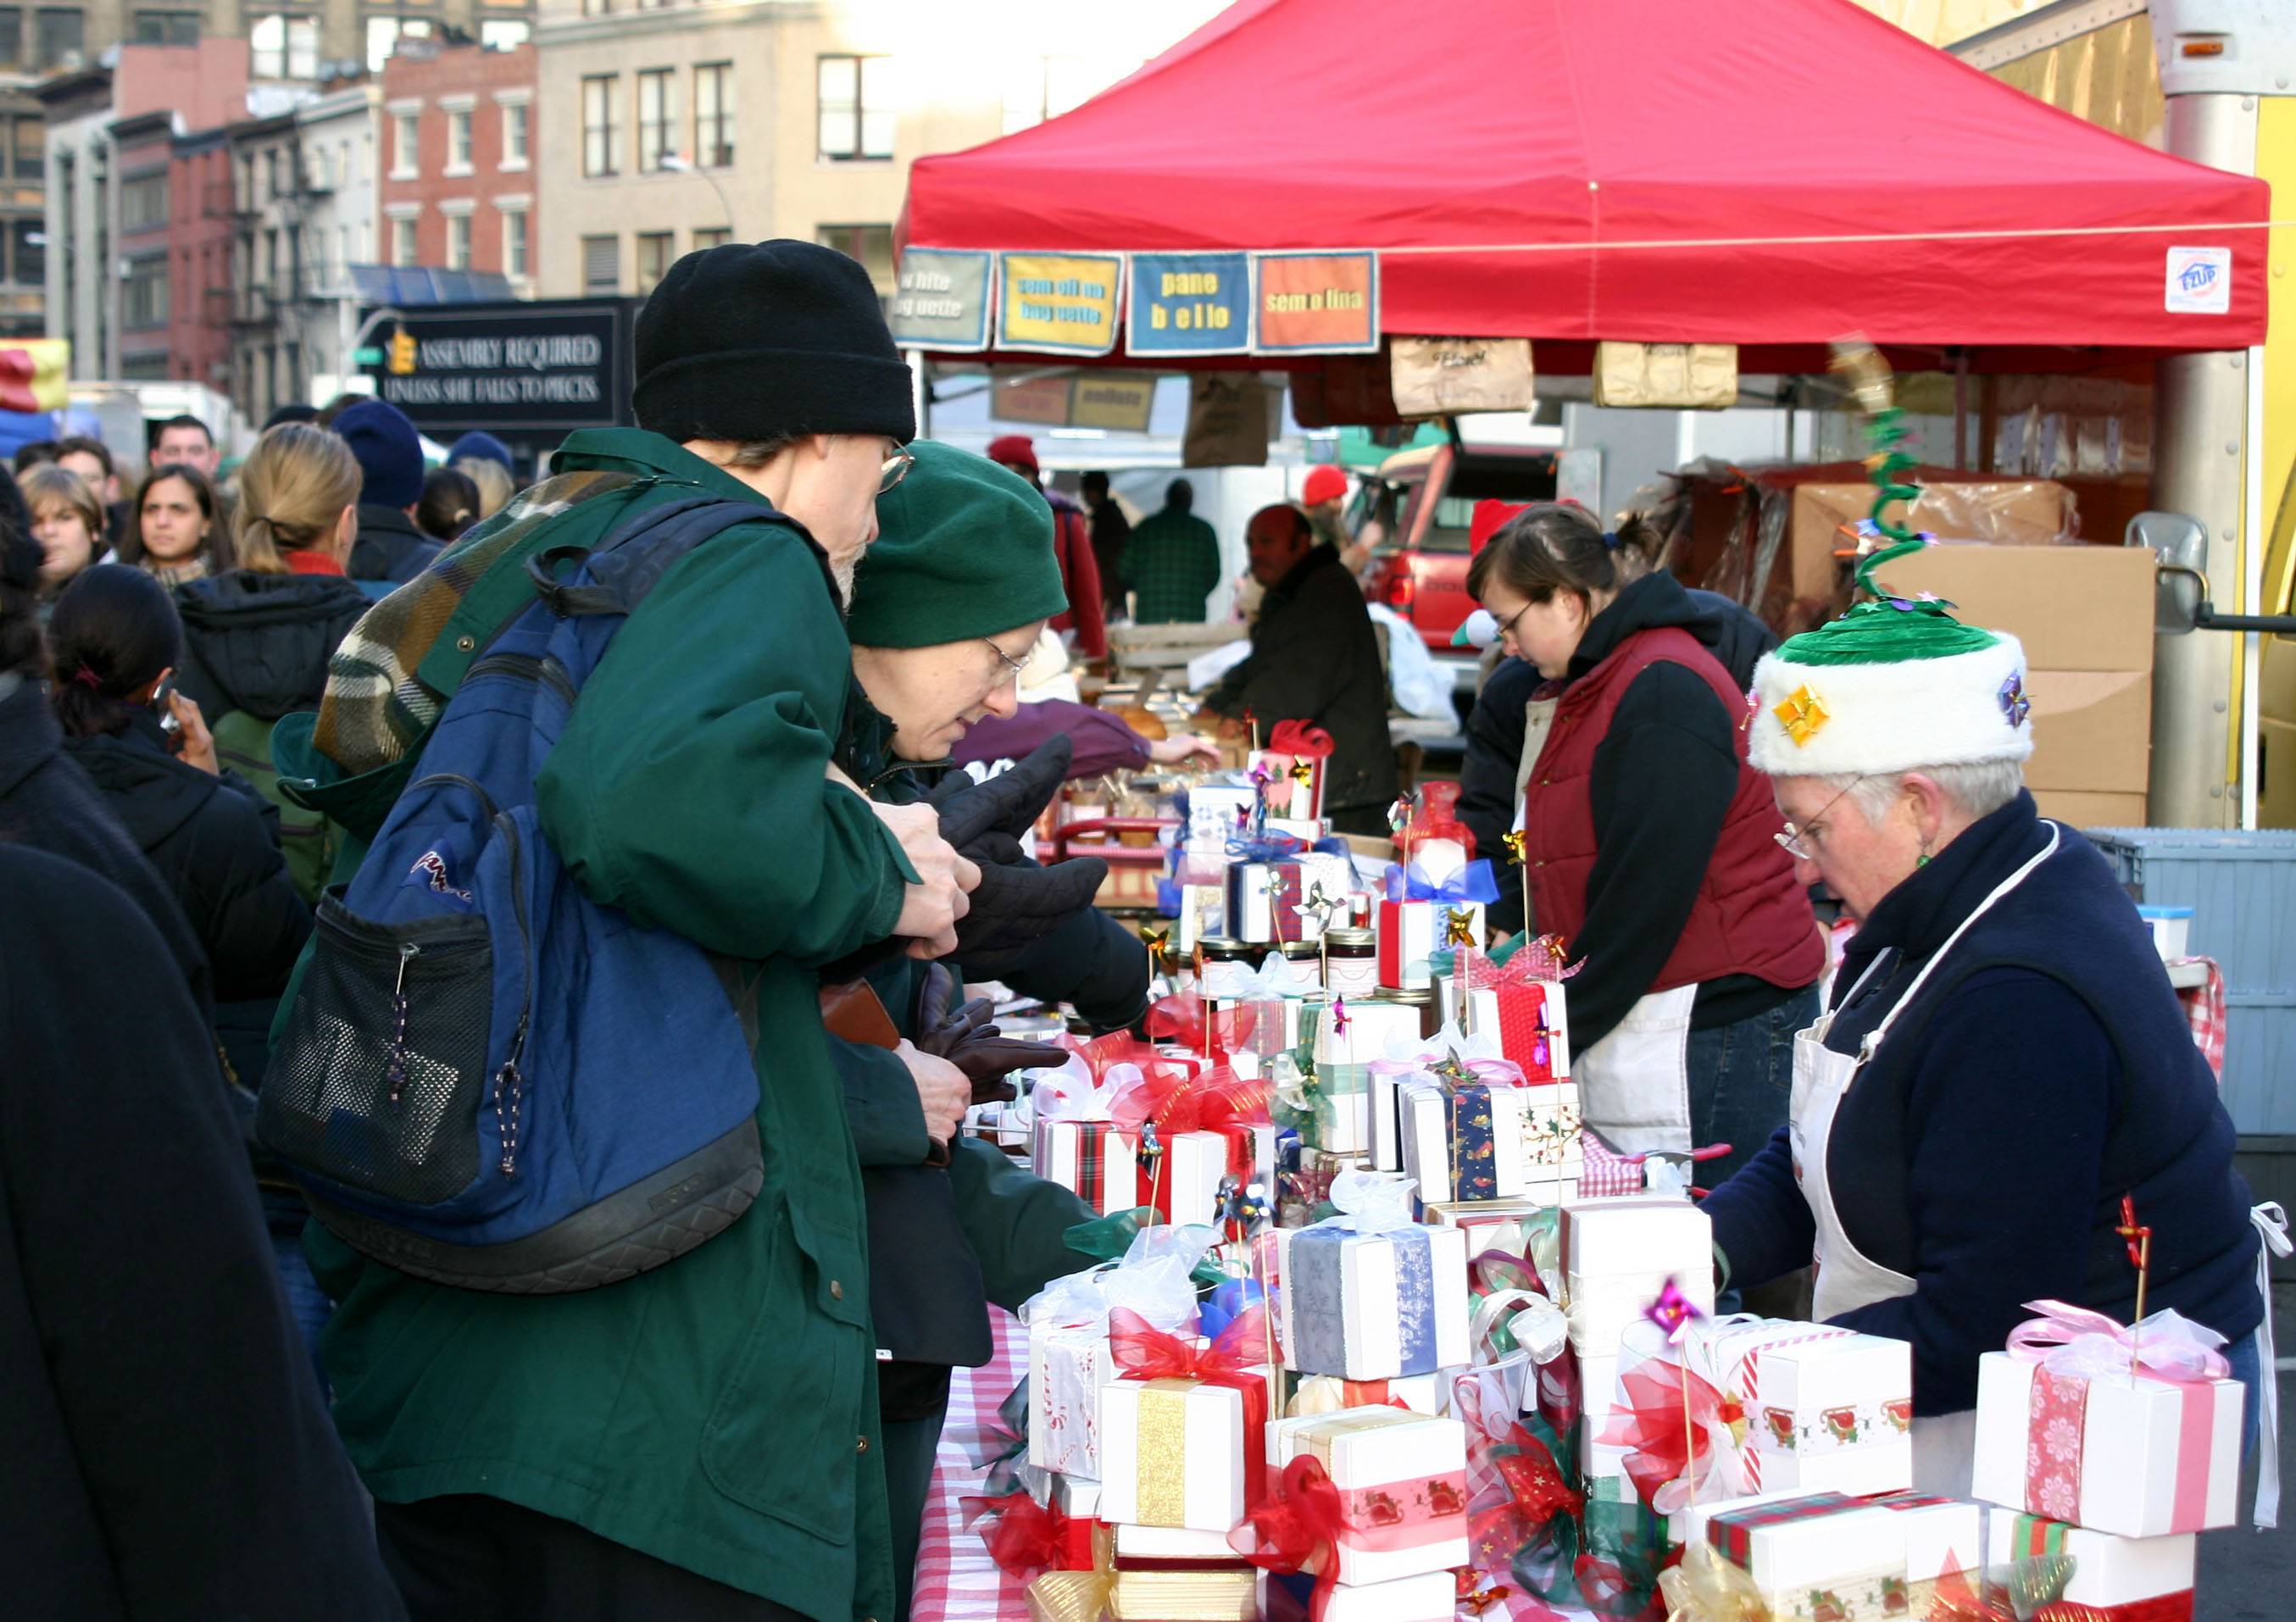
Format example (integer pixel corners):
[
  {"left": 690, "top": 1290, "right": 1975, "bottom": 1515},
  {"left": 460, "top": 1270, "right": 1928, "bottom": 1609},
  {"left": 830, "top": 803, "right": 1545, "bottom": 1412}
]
[
  {"left": 379, "top": 39, "right": 534, "bottom": 295},
  {"left": 169, "top": 125, "right": 236, "bottom": 394}
]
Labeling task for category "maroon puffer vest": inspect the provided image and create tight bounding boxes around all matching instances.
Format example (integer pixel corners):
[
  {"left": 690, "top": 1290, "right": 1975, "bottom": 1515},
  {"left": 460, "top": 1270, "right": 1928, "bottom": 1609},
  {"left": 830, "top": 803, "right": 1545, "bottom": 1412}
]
[{"left": 1523, "top": 626, "right": 1822, "bottom": 994}]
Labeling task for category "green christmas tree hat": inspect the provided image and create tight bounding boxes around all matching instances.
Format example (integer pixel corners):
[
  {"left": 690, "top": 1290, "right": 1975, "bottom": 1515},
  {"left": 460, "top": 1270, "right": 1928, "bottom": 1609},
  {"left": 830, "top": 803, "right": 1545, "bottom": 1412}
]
[{"left": 1747, "top": 350, "right": 2035, "bottom": 779}]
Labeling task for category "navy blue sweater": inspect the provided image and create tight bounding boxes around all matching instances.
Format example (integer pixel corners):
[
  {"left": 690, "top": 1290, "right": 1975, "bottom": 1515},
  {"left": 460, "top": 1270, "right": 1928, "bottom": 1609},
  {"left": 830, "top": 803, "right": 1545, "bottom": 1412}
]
[{"left": 1703, "top": 792, "right": 2260, "bottom": 1415}]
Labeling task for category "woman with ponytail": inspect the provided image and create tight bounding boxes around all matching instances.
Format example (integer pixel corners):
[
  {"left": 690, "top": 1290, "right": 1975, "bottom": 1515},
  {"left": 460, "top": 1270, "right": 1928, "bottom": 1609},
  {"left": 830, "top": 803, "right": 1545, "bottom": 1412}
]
[
  {"left": 1460, "top": 503, "right": 1823, "bottom": 1192},
  {"left": 170, "top": 424, "right": 368, "bottom": 903}
]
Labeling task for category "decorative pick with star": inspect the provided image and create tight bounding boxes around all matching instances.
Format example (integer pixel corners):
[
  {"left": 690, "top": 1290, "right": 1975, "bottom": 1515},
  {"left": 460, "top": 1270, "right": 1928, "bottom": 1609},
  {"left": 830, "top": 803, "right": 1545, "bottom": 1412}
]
[
  {"left": 1140, "top": 924, "right": 1174, "bottom": 977},
  {"left": 1502, "top": 827, "right": 1532, "bottom": 944},
  {"left": 1645, "top": 1276, "right": 1709, "bottom": 1509},
  {"left": 2118, "top": 1192, "right": 2153, "bottom": 1375}
]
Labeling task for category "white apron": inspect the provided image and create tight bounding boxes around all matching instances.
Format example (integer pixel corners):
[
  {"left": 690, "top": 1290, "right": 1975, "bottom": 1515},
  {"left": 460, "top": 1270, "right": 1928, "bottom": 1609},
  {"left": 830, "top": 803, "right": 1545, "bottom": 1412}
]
[
  {"left": 1793, "top": 824, "right": 2060, "bottom": 1495},
  {"left": 1511, "top": 695, "right": 1698, "bottom": 1155}
]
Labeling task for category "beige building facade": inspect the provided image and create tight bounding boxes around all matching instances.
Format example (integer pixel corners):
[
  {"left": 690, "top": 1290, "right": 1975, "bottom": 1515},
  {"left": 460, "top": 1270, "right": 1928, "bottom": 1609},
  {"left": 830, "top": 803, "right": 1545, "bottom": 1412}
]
[{"left": 532, "top": 0, "right": 1222, "bottom": 301}]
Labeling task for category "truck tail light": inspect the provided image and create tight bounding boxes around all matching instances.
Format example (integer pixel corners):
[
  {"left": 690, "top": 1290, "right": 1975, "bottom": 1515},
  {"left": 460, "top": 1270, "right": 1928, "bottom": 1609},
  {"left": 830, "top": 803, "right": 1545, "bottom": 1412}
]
[{"left": 1384, "top": 572, "right": 1416, "bottom": 613}]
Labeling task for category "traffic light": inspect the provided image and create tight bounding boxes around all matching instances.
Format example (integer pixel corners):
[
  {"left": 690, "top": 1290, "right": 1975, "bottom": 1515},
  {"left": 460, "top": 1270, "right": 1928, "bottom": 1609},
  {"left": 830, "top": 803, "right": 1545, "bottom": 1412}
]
[{"left": 387, "top": 328, "right": 417, "bottom": 375}]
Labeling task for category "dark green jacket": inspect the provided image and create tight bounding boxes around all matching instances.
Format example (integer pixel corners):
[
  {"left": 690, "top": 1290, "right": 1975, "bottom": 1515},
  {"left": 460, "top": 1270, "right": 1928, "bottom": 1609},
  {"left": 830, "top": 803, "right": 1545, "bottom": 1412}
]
[{"left": 300, "top": 430, "right": 915, "bottom": 1622}]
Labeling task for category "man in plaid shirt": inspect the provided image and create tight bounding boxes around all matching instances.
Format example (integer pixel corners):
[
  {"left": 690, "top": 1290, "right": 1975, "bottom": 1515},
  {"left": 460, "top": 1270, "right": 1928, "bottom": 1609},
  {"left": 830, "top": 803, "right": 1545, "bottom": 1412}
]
[{"left": 1120, "top": 478, "right": 1223, "bottom": 623}]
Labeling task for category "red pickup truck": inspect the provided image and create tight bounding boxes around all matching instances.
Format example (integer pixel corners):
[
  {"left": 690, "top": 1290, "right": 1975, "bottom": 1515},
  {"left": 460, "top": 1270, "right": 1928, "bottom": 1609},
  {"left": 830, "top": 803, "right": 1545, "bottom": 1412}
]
[{"left": 1358, "top": 441, "right": 1560, "bottom": 651}]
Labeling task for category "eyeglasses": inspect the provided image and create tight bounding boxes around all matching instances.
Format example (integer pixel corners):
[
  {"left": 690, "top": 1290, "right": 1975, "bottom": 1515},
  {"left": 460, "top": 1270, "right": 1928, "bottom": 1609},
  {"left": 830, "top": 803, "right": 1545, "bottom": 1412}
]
[
  {"left": 983, "top": 637, "right": 1031, "bottom": 678},
  {"left": 878, "top": 449, "right": 915, "bottom": 496},
  {"left": 1775, "top": 777, "right": 1867, "bottom": 862},
  {"left": 1493, "top": 601, "right": 1533, "bottom": 645}
]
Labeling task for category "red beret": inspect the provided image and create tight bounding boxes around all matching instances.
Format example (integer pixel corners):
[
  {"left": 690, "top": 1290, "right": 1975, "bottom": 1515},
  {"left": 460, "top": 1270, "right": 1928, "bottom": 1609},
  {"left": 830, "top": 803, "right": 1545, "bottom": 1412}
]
[
  {"left": 1301, "top": 464, "right": 1348, "bottom": 508},
  {"left": 985, "top": 434, "right": 1038, "bottom": 478}
]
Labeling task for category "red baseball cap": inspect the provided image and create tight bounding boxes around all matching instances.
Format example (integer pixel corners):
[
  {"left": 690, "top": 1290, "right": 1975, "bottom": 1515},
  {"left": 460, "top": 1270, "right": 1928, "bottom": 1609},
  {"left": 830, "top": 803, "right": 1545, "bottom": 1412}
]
[{"left": 1301, "top": 464, "right": 1348, "bottom": 508}]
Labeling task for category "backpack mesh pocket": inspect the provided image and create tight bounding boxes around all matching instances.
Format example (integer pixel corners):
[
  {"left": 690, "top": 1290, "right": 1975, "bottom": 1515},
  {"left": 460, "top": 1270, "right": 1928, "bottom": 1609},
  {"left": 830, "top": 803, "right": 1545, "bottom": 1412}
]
[{"left": 261, "top": 898, "right": 494, "bottom": 1207}]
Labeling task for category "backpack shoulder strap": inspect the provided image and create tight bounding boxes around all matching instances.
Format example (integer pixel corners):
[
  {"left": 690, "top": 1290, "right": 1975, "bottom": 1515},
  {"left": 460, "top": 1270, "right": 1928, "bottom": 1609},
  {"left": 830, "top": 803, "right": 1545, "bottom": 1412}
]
[{"left": 526, "top": 493, "right": 827, "bottom": 620}]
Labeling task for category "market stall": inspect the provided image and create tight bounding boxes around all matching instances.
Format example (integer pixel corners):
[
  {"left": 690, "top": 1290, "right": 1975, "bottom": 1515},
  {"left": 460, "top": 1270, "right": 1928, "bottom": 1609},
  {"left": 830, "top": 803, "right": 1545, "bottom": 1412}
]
[{"left": 894, "top": 6, "right": 2277, "bottom": 1620}]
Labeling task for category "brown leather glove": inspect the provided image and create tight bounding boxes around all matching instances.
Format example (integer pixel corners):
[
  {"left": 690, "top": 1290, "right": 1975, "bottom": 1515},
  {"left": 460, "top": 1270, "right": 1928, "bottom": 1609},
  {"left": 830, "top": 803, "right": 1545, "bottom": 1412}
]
[{"left": 911, "top": 964, "right": 1057, "bottom": 1105}]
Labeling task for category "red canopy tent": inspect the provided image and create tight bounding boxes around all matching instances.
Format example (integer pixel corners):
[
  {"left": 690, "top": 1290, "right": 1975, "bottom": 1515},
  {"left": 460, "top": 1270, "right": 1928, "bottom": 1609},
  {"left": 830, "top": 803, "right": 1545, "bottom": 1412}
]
[{"left": 899, "top": 0, "right": 2270, "bottom": 371}]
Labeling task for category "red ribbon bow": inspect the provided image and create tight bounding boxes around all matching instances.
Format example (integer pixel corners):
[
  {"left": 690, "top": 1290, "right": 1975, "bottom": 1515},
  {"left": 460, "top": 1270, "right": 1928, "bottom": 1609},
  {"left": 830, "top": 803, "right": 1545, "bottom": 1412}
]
[
  {"left": 1106, "top": 1053, "right": 1271, "bottom": 1221},
  {"left": 1147, "top": 992, "right": 1261, "bottom": 1056},
  {"left": 1596, "top": 1355, "right": 1724, "bottom": 1512},
  {"left": 955, "top": 1491, "right": 1091, "bottom": 1583},
  {"left": 1232, "top": 1453, "right": 1348, "bottom": 1621},
  {"left": 1266, "top": 719, "right": 1335, "bottom": 759},
  {"left": 1469, "top": 1424, "right": 1586, "bottom": 1558},
  {"left": 1110, "top": 1304, "right": 1276, "bottom": 1511}
]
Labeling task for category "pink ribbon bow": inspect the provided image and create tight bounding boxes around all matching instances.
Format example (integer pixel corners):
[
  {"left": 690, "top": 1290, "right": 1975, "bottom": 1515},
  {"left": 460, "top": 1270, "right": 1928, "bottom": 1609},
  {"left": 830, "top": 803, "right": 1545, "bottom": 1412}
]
[{"left": 2005, "top": 1298, "right": 2231, "bottom": 1382}]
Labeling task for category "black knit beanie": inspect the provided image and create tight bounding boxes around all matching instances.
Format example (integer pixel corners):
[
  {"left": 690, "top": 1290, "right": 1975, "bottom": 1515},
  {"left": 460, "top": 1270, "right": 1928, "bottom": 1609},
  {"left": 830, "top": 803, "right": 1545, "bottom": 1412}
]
[{"left": 632, "top": 240, "right": 916, "bottom": 445}]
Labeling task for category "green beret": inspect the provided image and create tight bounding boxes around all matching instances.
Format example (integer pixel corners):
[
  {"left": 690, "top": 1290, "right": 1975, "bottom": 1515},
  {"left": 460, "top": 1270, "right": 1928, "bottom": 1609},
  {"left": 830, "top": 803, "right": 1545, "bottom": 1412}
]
[{"left": 848, "top": 440, "right": 1070, "bottom": 648}]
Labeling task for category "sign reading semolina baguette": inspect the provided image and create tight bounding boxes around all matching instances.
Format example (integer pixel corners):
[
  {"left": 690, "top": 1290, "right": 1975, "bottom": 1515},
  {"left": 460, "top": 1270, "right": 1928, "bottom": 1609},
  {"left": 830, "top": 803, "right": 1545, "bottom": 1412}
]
[
  {"left": 996, "top": 252, "right": 1124, "bottom": 356},
  {"left": 1250, "top": 250, "right": 1380, "bottom": 355},
  {"left": 887, "top": 248, "right": 993, "bottom": 352},
  {"left": 1128, "top": 251, "right": 1252, "bottom": 358}
]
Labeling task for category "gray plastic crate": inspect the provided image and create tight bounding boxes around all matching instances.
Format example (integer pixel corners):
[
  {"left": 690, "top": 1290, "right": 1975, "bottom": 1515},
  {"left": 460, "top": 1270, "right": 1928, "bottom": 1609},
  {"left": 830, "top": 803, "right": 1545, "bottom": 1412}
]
[{"left": 2084, "top": 828, "right": 2296, "bottom": 1135}]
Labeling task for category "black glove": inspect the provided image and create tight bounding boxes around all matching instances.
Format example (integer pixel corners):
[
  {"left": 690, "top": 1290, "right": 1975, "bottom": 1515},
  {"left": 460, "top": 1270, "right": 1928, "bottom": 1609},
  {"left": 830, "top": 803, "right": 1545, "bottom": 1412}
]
[
  {"left": 970, "top": 904, "right": 1151, "bottom": 1035},
  {"left": 910, "top": 964, "right": 1057, "bottom": 1105},
  {"left": 927, "top": 738, "right": 1108, "bottom": 967},
  {"left": 926, "top": 734, "right": 1074, "bottom": 847}
]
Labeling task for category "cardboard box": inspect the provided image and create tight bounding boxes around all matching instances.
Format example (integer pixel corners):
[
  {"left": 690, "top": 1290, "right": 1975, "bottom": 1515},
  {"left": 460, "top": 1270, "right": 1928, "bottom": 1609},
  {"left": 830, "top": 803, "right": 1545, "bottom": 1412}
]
[
  {"left": 1789, "top": 480, "right": 2076, "bottom": 608},
  {"left": 1887, "top": 544, "right": 2154, "bottom": 807},
  {"left": 2263, "top": 715, "right": 2296, "bottom": 830},
  {"left": 2037, "top": 789, "right": 2149, "bottom": 828}
]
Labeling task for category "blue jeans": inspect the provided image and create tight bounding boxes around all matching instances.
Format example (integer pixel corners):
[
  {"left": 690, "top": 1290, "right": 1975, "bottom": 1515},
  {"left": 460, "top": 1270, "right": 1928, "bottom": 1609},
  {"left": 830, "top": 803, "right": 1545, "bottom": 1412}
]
[
  {"left": 270, "top": 1226, "right": 334, "bottom": 1392},
  {"left": 2225, "top": 1320, "right": 2264, "bottom": 1466},
  {"left": 1685, "top": 984, "right": 1820, "bottom": 1192}
]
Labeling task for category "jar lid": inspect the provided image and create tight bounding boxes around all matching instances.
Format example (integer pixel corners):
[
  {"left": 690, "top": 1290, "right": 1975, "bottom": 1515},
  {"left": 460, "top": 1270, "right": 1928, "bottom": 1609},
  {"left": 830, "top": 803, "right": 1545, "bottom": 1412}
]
[
  {"left": 1198, "top": 936, "right": 1252, "bottom": 960},
  {"left": 1375, "top": 986, "right": 1434, "bottom": 1004},
  {"left": 1277, "top": 940, "right": 1320, "bottom": 961},
  {"left": 1322, "top": 928, "right": 1376, "bottom": 948}
]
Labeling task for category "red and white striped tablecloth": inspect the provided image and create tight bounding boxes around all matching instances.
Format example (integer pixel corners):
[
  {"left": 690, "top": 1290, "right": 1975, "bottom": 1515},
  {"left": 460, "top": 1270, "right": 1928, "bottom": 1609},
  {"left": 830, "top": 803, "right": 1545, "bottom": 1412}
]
[{"left": 911, "top": 1308, "right": 1029, "bottom": 1622}]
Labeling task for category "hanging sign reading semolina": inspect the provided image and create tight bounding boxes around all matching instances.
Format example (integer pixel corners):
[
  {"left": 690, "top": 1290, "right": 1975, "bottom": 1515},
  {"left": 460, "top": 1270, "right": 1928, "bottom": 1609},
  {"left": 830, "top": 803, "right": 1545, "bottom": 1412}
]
[
  {"left": 996, "top": 253, "right": 1124, "bottom": 356},
  {"left": 1249, "top": 250, "right": 1380, "bottom": 354},
  {"left": 1127, "top": 252, "right": 1253, "bottom": 357},
  {"left": 887, "top": 248, "right": 994, "bottom": 352}
]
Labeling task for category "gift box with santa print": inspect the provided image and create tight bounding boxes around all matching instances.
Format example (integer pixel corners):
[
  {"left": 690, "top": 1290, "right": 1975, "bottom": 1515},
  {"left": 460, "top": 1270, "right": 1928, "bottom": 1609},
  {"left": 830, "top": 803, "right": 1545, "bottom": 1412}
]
[
  {"left": 1671, "top": 1489, "right": 1985, "bottom": 1622},
  {"left": 1983, "top": 1508, "right": 2197, "bottom": 1617},
  {"left": 1262, "top": 1408, "right": 1473, "bottom": 1585},
  {"left": 1970, "top": 1303, "right": 2244, "bottom": 1538},
  {"left": 1701, "top": 1318, "right": 1915, "bottom": 1499},
  {"left": 1270, "top": 1172, "right": 1470, "bottom": 1380}
]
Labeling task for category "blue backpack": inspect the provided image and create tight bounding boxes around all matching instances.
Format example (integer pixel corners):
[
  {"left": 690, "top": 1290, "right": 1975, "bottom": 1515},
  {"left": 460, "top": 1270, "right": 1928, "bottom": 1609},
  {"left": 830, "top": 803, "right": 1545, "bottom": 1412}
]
[{"left": 262, "top": 493, "right": 820, "bottom": 1292}]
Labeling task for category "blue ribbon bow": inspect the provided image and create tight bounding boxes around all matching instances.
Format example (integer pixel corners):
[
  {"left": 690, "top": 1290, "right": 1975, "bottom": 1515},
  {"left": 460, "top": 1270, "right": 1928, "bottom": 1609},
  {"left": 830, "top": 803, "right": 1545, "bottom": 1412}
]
[{"left": 1382, "top": 858, "right": 1501, "bottom": 907}]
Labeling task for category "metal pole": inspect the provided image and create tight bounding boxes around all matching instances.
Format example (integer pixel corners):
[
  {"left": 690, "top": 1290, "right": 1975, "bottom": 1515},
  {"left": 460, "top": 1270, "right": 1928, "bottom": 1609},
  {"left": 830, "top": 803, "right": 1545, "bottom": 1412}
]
[{"left": 2148, "top": 86, "right": 2257, "bottom": 829}]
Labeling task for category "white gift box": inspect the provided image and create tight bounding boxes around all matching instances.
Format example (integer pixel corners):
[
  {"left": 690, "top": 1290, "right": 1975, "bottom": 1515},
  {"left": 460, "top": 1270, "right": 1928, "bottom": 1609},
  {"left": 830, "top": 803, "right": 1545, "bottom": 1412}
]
[
  {"left": 1100, "top": 1375, "right": 1256, "bottom": 1531},
  {"left": 1271, "top": 1223, "right": 1470, "bottom": 1380},
  {"left": 1981, "top": 1510, "right": 2196, "bottom": 1609},
  {"left": 1036, "top": 1119, "right": 1143, "bottom": 1214},
  {"left": 1971, "top": 1350, "right": 2243, "bottom": 1537},
  {"left": 1682, "top": 1491, "right": 1914, "bottom": 1622},
  {"left": 1112, "top": 1522, "right": 1256, "bottom": 1562},
  {"left": 1276, "top": 1569, "right": 1454, "bottom": 1622},
  {"left": 1398, "top": 1080, "right": 1531, "bottom": 1203},
  {"left": 1028, "top": 1322, "right": 1111, "bottom": 1478},
  {"left": 1703, "top": 1319, "right": 1915, "bottom": 1498},
  {"left": 1152, "top": 1125, "right": 1279, "bottom": 1228},
  {"left": 1560, "top": 1194, "right": 1714, "bottom": 1356},
  {"left": 1187, "top": 782, "right": 1260, "bottom": 850},
  {"left": 1264, "top": 1408, "right": 1471, "bottom": 1585},
  {"left": 1047, "top": 1473, "right": 1101, "bottom": 1519}
]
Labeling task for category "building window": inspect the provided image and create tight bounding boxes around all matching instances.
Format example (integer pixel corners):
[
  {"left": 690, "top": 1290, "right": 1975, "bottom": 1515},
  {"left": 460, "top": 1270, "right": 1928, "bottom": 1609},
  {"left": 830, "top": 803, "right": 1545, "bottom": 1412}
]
[
  {"left": 817, "top": 55, "right": 892, "bottom": 163},
  {"left": 10, "top": 216, "right": 37, "bottom": 288},
  {"left": 132, "top": 9, "right": 201, "bottom": 44},
  {"left": 392, "top": 214, "right": 417, "bottom": 267},
  {"left": 502, "top": 208, "right": 529, "bottom": 280},
  {"left": 123, "top": 258, "right": 168, "bottom": 330},
  {"left": 635, "top": 231, "right": 674, "bottom": 295},
  {"left": 694, "top": 62, "right": 733, "bottom": 169},
  {"left": 34, "top": 6, "right": 80, "bottom": 68},
  {"left": 501, "top": 101, "right": 529, "bottom": 169},
  {"left": 391, "top": 110, "right": 419, "bottom": 178},
  {"left": 446, "top": 212, "right": 471, "bottom": 270},
  {"left": 817, "top": 224, "right": 894, "bottom": 306},
  {"left": 446, "top": 108, "right": 473, "bottom": 175},
  {"left": 250, "top": 14, "right": 319, "bottom": 80},
  {"left": 637, "top": 69, "right": 673, "bottom": 174},
  {"left": 581, "top": 233, "right": 619, "bottom": 295},
  {"left": 581, "top": 0, "right": 609, "bottom": 14},
  {"left": 121, "top": 171, "right": 169, "bottom": 233},
  {"left": 366, "top": 16, "right": 435, "bottom": 74},
  {"left": 14, "top": 114, "right": 41, "bottom": 184},
  {"left": 337, "top": 223, "right": 350, "bottom": 277},
  {"left": 0, "top": 11, "right": 21, "bottom": 70},
  {"left": 692, "top": 226, "right": 731, "bottom": 252},
  {"left": 481, "top": 19, "right": 528, "bottom": 50},
  {"left": 581, "top": 75, "right": 620, "bottom": 178}
]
